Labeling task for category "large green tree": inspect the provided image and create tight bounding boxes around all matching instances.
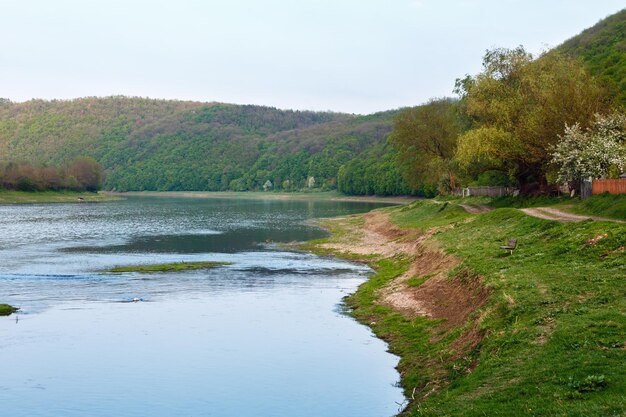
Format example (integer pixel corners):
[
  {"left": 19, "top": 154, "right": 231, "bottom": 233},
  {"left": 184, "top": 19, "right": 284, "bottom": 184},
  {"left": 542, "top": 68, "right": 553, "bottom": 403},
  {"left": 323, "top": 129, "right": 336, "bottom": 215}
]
[
  {"left": 389, "top": 98, "right": 462, "bottom": 191},
  {"left": 455, "top": 47, "right": 608, "bottom": 193}
]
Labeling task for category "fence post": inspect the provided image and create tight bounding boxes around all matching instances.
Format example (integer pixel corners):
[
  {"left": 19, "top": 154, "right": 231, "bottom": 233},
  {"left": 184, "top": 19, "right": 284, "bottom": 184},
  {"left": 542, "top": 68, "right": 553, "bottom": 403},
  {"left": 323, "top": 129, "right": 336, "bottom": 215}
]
[{"left": 581, "top": 179, "right": 592, "bottom": 199}]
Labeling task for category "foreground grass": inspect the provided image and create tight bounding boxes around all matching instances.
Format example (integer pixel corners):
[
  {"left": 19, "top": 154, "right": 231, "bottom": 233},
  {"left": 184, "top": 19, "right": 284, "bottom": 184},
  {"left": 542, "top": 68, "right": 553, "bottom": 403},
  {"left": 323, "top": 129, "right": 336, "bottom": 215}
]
[
  {"left": 0, "top": 190, "right": 121, "bottom": 204},
  {"left": 105, "top": 261, "right": 232, "bottom": 273},
  {"left": 0, "top": 304, "right": 18, "bottom": 316},
  {"left": 412, "top": 207, "right": 625, "bottom": 416},
  {"left": 307, "top": 200, "right": 625, "bottom": 416}
]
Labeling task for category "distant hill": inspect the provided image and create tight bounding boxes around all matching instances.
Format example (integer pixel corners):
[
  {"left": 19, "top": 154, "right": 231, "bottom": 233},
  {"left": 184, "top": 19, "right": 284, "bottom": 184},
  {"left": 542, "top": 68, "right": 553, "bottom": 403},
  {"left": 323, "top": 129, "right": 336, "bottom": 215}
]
[
  {"left": 0, "top": 97, "right": 399, "bottom": 192},
  {"left": 558, "top": 8, "right": 626, "bottom": 106}
]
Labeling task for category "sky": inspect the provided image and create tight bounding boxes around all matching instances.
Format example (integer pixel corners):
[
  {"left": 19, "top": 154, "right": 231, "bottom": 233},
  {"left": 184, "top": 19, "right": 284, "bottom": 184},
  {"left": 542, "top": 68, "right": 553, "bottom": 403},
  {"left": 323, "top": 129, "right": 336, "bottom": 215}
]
[{"left": 1, "top": 0, "right": 624, "bottom": 114}]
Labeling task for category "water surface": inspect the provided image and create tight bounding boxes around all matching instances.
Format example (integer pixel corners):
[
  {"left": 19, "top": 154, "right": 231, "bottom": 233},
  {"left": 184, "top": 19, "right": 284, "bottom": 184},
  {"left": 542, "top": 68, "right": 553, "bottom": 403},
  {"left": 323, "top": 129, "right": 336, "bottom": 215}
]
[{"left": 0, "top": 197, "right": 404, "bottom": 416}]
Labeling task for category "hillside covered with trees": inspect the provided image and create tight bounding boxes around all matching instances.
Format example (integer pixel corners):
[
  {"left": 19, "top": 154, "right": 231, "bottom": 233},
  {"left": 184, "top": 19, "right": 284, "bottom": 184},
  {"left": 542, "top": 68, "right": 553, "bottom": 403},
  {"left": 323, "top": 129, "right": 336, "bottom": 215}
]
[{"left": 0, "top": 98, "right": 407, "bottom": 193}]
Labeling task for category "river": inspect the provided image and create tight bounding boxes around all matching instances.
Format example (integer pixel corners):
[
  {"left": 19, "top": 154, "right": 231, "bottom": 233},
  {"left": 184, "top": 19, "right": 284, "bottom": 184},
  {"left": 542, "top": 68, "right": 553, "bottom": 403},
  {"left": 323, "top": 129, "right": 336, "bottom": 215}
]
[{"left": 0, "top": 197, "right": 404, "bottom": 417}]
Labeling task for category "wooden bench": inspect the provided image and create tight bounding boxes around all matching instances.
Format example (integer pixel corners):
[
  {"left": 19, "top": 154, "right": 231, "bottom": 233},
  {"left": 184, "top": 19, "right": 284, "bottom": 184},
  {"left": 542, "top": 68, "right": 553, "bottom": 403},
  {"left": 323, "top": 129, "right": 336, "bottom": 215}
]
[{"left": 500, "top": 238, "right": 517, "bottom": 255}]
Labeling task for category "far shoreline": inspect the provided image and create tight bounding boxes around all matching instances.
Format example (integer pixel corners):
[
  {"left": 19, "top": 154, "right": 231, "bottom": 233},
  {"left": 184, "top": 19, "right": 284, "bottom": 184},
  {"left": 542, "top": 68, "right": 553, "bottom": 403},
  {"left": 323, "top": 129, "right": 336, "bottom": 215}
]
[
  {"left": 0, "top": 190, "right": 122, "bottom": 205},
  {"left": 105, "top": 190, "right": 418, "bottom": 205}
]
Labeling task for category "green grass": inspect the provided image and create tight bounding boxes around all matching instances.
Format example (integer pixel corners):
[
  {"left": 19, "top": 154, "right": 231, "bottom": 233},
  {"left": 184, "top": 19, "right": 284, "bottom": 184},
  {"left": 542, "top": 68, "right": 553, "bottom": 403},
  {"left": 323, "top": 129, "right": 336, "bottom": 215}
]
[
  {"left": 413, "top": 208, "right": 625, "bottom": 416},
  {"left": 0, "top": 304, "right": 18, "bottom": 316},
  {"left": 0, "top": 190, "right": 121, "bottom": 204},
  {"left": 392, "top": 200, "right": 472, "bottom": 230},
  {"left": 104, "top": 261, "right": 232, "bottom": 273},
  {"left": 305, "top": 200, "right": 626, "bottom": 416}
]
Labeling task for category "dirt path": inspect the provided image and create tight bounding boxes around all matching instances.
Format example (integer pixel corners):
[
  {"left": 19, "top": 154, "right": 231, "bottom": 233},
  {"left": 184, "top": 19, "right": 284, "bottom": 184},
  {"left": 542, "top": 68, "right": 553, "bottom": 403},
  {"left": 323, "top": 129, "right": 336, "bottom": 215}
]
[{"left": 520, "top": 207, "right": 624, "bottom": 223}]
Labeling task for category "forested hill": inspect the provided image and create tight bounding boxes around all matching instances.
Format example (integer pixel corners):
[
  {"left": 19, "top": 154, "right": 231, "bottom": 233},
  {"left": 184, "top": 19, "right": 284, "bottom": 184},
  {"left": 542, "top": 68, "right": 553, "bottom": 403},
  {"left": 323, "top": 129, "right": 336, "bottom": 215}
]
[
  {"left": 558, "top": 8, "right": 626, "bottom": 106},
  {"left": 0, "top": 97, "right": 406, "bottom": 192}
]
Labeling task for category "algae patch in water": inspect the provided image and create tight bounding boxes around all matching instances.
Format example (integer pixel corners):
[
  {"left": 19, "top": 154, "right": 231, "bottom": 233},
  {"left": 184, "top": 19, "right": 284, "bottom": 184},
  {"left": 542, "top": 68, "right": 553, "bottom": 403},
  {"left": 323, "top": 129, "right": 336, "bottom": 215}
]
[
  {"left": 104, "top": 261, "right": 232, "bottom": 273},
  {"left": 0, "top": 303, "right": 18, "bottom": 316}
]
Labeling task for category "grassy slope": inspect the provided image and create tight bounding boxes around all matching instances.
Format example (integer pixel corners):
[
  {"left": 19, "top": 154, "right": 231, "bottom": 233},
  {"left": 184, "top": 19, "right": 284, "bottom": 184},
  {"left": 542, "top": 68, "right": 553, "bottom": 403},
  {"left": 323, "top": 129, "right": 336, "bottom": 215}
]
[
  {"left": 414, "top": 207, "right": 625, "bottom": 416},
  {"left": 0, "top": 190, "right": 121, "bottom": 204},
  {"left": 310, "top": 200, "right": 625, "bottom": 416}
]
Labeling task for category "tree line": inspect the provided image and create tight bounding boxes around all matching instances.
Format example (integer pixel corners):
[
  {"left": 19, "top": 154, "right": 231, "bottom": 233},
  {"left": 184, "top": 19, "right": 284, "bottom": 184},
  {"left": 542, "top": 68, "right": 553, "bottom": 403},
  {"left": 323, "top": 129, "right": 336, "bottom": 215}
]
[{"left": 0, "top": 157, "right": 104, "bottom": 192}]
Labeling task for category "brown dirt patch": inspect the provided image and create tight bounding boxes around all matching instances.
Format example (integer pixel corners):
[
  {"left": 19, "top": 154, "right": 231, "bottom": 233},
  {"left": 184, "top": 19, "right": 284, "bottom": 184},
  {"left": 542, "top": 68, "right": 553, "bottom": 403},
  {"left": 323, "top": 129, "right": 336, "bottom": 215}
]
[
  {"left": 318, "top": 210, "right": 427, "bottom": 257},
  {"left": 409, "top": 270, "right": 490, "bottom": 329}
]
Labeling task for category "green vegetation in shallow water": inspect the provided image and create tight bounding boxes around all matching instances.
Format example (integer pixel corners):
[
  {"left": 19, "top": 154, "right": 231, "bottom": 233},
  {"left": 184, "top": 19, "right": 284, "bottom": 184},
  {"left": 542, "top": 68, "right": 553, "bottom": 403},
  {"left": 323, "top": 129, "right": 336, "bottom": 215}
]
[
  {"left": 0, "top": 304, "right": 18, "bottom": 316},
  {"left": 105, "top": 261, "right": 232, "bottom": 273}
]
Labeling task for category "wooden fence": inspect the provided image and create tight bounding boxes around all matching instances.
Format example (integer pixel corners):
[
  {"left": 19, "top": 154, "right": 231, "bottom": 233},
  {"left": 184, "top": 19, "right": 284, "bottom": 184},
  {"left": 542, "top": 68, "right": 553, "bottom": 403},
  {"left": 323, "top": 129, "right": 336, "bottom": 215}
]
[{"left": 592, "top": 179, "right": 626, "bottom": 195}]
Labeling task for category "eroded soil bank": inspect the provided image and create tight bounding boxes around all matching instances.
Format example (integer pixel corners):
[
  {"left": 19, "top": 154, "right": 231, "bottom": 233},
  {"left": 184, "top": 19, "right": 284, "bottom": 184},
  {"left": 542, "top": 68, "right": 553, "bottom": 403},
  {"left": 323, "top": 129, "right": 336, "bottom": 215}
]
[
  {"left": 317, "top": 211, "right": 489, "bottom": 325},
  {"left": 304, "top": 208, "right": 492, "bottom": 413}
]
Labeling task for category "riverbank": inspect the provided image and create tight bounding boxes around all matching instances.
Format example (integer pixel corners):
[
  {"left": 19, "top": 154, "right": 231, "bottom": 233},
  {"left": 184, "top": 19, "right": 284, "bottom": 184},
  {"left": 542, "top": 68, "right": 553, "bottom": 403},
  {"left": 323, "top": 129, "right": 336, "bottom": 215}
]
[
  {"left": 105, "top": 190, "right": 417, "bottom": 205},
  {"left": 0, "top": 190, "right": 121, "bottom": 204},
  {"left": 303, "top": 199, "right": 625, "bottom": 416}
]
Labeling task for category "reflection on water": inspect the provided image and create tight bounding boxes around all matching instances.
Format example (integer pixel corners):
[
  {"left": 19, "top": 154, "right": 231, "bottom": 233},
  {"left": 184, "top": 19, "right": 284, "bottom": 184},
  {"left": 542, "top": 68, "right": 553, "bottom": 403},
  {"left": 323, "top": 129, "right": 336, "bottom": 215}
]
[{"left": 0, "top": 197, "right": 404, "bottom": 417}]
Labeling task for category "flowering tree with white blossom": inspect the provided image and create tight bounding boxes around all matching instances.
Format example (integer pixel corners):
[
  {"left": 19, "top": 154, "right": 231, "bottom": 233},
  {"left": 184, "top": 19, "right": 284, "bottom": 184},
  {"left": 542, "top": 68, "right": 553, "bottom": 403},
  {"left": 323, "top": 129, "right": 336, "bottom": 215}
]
[{"left": 551, "top": 112, "right": 626, "bottom": 190}]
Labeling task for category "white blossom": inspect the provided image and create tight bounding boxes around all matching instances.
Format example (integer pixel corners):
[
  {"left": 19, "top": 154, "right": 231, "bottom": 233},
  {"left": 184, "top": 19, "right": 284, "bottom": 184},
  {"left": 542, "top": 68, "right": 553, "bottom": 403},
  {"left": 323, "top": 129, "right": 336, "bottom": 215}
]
[{"left": 551, "top": 112, "right": 626, "bottom": 185}]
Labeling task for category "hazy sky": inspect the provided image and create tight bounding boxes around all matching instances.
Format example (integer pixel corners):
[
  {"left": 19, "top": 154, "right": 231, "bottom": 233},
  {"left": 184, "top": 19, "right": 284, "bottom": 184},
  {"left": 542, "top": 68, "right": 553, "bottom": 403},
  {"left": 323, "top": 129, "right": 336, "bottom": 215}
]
[{"left": 1, "top": 0, "right": 624, "bottom": 114}]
